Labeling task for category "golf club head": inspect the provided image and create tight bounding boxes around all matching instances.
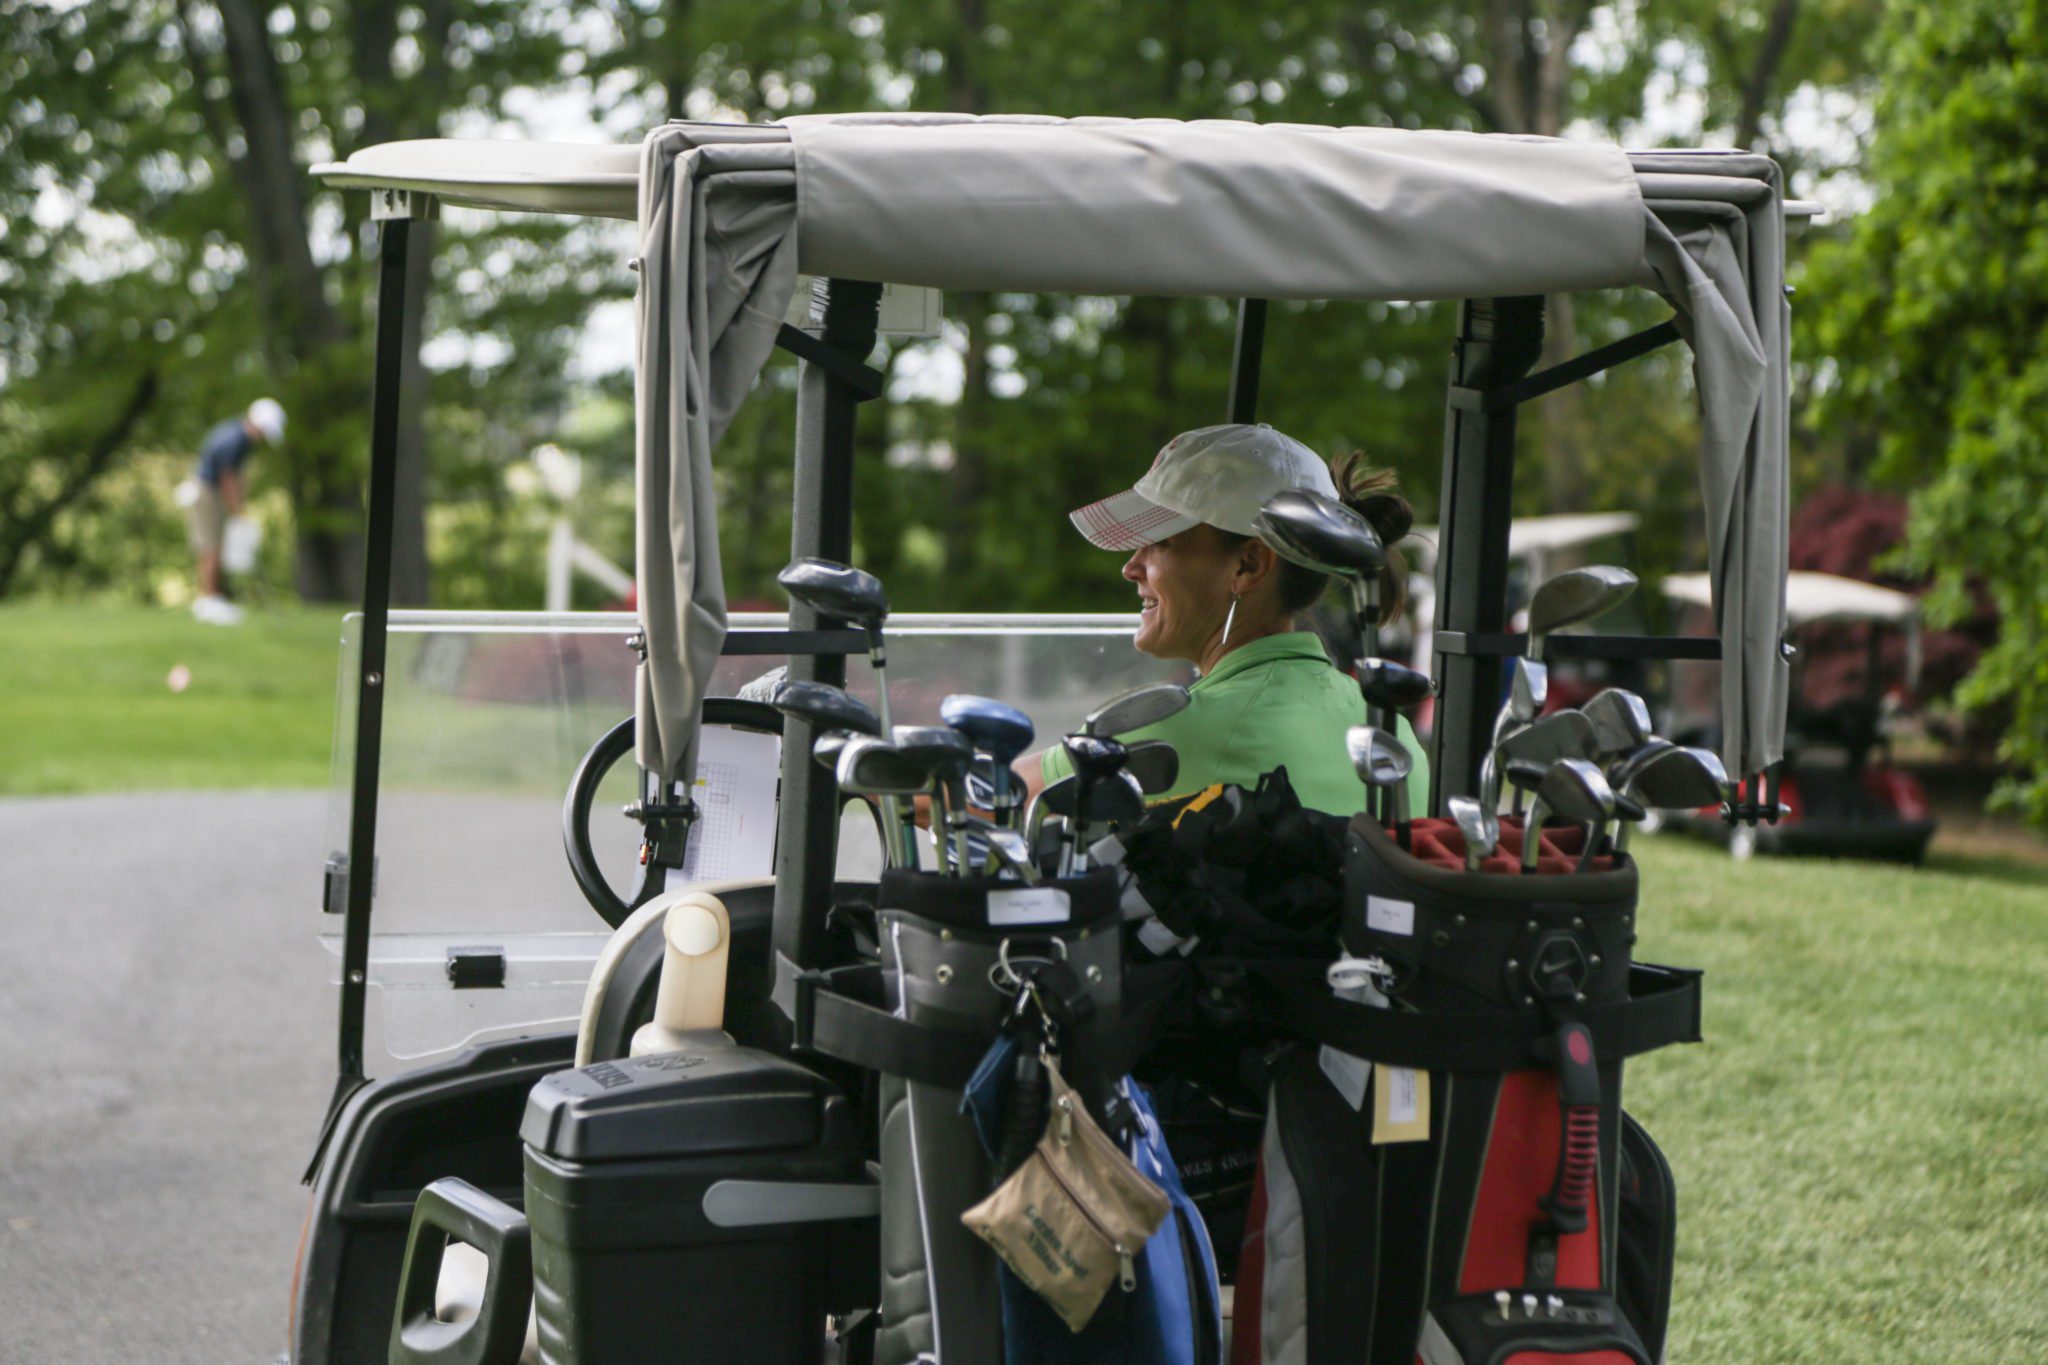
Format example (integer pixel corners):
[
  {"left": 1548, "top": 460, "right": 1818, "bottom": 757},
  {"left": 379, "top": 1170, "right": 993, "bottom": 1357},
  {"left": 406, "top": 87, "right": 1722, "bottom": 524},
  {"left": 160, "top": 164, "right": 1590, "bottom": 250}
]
[
  {"left": 836, "top": 737, "right": 931, "bottom": 796},
  {"left": 1358, "top": 658, "right": 1434, "bottom": 714},
  {"left": 940, "top": 694, "right": 1036, "bottom": 764},
  {"left": 965, "top": 759, "right": 1001, "bottom": 811},
  {"left": 1493, "top": 657, "right": 1551, "bottom": 748},
  {"left": 1625, "top": 744, "right": 1733, "bottom": 811},
  {"left": 1606, "top": 737, "right": 1677, "bottom": 792},
  {"left": 812, "top": 731, "right": 854, "bottom": 771},
  {"left": 1495, "top": 708, "right": 1597, "bottom": 770},
  {"left": 1346, "top": 725, "right": 1412, "bottom": 789},
  {"left": 1537, "top": 756, "right": 1617, "bottom": 826},
  {"left": 1581, "top": 688, "right": 1653, "bottom": 760},
  {"left": 1062, "top": 732, "right": 1131, "bottom": 781},
  {"left": 777, "top": 557, "right": 890, "bottom": 630},
  {"left": 772, "top": 679, "right": 881, "bottom": 737},
  {"left": 1252, "top": 489, "right": 1385, "bottom": 581},
  {"left": 1447, "top": 794, "right": 1497, "bottom": 867},
  {"left": 1124, "top": 739, "right": 1180, "bottom": 796},
  {"left": 1526, "top": 565, "right": 1638, "bottom": 652},
  {"left": 1082, "top": 682, "right": 1191, "bottom": 738},
  {"left": 1088, "top": 769, "right": 1149, "bottom": 827},
  {"left": 965, "top": 818, "right": 1039, "bottom": 882},
  {"left": 892, "top": 724, "right": 975, "bottom": 782}
]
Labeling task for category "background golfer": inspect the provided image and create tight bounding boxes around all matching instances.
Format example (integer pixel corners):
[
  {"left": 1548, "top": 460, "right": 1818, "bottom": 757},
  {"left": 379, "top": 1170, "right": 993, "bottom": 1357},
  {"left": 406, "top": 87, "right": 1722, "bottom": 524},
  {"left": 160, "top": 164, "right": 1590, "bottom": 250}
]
[{"left": 185, "top": 397, "right": 284, "bottom": 625}]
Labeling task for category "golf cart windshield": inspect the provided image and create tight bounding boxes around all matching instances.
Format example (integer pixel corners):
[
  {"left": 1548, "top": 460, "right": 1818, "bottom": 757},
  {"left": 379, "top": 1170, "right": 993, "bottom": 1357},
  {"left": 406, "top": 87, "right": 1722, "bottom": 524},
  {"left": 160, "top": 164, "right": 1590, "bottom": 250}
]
[{"left": 321, "top": 609, "right": 1178, "bottom": 1066}]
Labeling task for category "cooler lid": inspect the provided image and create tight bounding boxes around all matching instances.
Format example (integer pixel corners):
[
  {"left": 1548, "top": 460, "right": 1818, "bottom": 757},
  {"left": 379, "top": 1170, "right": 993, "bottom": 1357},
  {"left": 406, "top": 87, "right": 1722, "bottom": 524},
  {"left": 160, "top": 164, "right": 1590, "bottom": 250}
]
[{"left": 522, "top": 1044, "right": 832, "bottom": 1161}]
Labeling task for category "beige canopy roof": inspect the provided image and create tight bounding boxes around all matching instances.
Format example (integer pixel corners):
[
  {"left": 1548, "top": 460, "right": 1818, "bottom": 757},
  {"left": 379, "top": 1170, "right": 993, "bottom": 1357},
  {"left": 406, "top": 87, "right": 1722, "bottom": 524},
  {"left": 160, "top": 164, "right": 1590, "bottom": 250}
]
[
  {"left": 1666, "top": 571, "right": 1916, "bottom": 627},
  {"left": 316, "top": 115, "right": 1803, "bottom": 783}
]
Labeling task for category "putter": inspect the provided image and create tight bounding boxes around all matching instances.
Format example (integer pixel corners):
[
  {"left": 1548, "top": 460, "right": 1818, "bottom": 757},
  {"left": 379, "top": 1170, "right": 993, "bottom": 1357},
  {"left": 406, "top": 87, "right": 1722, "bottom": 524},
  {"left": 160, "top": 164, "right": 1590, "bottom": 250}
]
[
  {"left": 1082, "top": 682, "right": 1192, "bottom": 738},
  {"left": 893, "top": 725, "right": 976, "bottom": 875},
  {"left": 1448, "top": 794, "right": 1496, "bottom": 871},
  {"left": 1511, "top": 757, "right": 1616, "bottom": 874},
  {"left": 778, "top": 557, "right": 907, "bottom": 862},
  {"left": 940, "top": 694, "right": 1035, "bottom": 827},
  {"left": 1347, "top": 725, "right": 1414, "bottom": 849}
]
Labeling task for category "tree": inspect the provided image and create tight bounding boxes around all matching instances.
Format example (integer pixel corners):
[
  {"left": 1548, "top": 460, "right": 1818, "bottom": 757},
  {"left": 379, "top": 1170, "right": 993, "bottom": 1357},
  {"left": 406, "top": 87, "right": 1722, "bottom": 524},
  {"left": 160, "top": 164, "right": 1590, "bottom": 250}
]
[{"left": 1806, "top": 0, "right": 2048, "bottom": 825}]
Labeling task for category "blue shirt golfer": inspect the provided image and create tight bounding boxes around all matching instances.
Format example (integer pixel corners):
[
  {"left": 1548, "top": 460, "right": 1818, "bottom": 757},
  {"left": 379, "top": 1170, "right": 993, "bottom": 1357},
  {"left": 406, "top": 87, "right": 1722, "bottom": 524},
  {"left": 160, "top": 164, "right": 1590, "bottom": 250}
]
[{"left": 187, "top": 397, "right": 284, "bottom": 624}]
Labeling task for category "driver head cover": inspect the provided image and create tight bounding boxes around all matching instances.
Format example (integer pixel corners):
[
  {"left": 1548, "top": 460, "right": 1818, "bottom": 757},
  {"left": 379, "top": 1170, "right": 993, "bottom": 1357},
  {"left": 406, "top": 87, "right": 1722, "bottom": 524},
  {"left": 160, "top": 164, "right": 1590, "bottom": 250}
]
[{"left": 1070, "top": 423, "right": 1339, "bottom": 550}]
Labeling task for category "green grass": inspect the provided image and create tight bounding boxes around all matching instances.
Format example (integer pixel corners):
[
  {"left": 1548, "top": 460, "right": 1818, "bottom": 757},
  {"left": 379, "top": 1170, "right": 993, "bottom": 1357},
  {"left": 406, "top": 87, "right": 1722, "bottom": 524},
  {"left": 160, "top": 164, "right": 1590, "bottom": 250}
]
[
  {"left": 1625, "top": 835, "right": 2048, "bottom": 1361},
  {"left": 0, "top": 602, "right": 345, "bottom": 793}
]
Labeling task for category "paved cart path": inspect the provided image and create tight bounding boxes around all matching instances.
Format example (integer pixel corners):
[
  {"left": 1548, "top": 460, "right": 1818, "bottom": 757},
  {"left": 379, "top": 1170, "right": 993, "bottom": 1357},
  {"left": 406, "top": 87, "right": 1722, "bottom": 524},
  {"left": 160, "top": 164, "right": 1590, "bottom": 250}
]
[{"left": 0, "top": 793, "right": 332, "bottom": 1364}]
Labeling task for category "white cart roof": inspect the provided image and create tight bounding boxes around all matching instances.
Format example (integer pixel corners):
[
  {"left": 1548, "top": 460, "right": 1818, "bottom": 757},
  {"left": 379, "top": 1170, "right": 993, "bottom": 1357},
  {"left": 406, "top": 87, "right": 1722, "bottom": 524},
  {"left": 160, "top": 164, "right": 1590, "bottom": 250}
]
[
  {"left": 316, "top": 114, "right": 1801, "bottom": 781},
  {"left": 1666, "top": 571, "right": 1916, "bottom": 628}
]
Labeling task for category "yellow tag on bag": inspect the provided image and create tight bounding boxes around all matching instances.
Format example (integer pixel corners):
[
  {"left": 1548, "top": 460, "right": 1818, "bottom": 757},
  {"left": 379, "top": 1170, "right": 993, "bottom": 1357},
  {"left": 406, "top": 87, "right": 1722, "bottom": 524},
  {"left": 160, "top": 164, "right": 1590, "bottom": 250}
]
[
  {"left": 960, "top": 1058, "right": 1171, "bottom": 1332},
  {"left": 1371, "top": 1064, "right": 1431, "bottom": 1144}
]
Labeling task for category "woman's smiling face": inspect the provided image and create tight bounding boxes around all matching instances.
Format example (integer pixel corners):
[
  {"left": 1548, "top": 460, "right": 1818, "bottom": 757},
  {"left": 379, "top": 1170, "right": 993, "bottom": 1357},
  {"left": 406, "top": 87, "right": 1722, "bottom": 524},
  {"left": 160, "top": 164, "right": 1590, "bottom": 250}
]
[{"left": 1124, "top": 527, "right": 1240, "bottom": 662}]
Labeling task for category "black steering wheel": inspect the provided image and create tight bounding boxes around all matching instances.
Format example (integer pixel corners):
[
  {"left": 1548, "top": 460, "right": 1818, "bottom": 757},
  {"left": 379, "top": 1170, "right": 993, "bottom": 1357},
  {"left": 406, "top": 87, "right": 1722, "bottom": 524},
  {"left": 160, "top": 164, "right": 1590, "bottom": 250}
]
[{"left": 562, "top": 699, "right": 784, "bottom": 928}]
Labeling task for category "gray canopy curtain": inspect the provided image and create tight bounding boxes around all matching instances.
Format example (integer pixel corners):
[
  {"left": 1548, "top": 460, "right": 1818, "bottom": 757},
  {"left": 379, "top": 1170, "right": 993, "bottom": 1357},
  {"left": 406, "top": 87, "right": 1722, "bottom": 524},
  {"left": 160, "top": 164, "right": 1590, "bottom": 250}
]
[{"left": 633, "top": 115, "right": 1791, "bottom": 789}]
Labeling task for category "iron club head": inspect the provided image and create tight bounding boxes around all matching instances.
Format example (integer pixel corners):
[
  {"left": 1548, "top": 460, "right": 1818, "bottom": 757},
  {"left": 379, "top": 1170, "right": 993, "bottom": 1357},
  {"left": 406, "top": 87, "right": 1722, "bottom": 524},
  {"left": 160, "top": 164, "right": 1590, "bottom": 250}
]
[
  {"left": 1526, "top": 565, "right": 1638, "bottom": 658},
  {"left": 1082, "top": 682, "right": 1191, "bottom": 737}
]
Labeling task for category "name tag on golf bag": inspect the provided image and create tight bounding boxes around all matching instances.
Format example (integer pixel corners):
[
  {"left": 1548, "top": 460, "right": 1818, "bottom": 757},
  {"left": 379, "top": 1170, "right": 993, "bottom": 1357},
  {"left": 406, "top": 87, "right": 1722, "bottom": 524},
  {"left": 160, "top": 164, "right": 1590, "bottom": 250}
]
[{"left": 962, "top": 1056, "right": 1171, "bottom": 1333}]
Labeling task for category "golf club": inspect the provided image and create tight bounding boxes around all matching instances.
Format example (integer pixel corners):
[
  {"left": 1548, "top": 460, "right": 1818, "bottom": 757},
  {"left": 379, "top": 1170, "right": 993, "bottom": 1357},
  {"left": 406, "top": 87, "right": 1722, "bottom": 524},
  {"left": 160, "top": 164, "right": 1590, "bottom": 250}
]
[
  {"left": 778, "top": 557, "right": 906, "bottom": 862},
  {"left": 1509, "top": 756, "right": 1616, "bottom": 874},
  {"left": 940, "top": 694, "right": 1035, "bottom": 831},
  {"left": 1252, "top": 490, "right": 1386, "bottom": 658},
  {"left": 1612, "top": 744, "right": 1732, "bottom": 854},
  {"left": 1059, "top": 733, "right": 1130, "bottom": 875},
  {"left": 1485, "top": 707, "right": 1597, "bottom": 815},
  {"left": 1082, "top": 682, "right": 1192, "bottom": 738},
  {"left": 1581, "top": 687, "right": 1654, "bottom": 762},
  {"left": 1357, "top": 657, "right": 1433, "bottom": 820},
  {"left": 1525, "top": 565, "right": 1639, "bottom": 662},
  {"left": 893, "top": 725, "right": 977, "bottom": 875},
  {"left": 1124, "top": 738, "right": 1180, "bottom": 797},
  {"left": 962, "top": 816, "right": 1042, "bottom": 884},
  {"left": 1448, "top": 794, "right": 1496, "bottom": 872},
  {"left": 836, "top": 736, "right": 933, "bottom": 870},
  {"left": 1347, "top": 724, "right": 1414, "bottom": 849},
  {"left": 771, "top": 678, "right": 882, "bottom": 737}
]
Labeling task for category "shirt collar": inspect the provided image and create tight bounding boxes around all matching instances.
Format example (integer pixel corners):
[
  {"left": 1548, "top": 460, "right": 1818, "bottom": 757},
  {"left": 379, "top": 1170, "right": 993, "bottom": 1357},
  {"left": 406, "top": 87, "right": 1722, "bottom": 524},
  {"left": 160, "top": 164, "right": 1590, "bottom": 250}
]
[{"left": 1193, "top": 631, "right": 1332, "bottom": 689}]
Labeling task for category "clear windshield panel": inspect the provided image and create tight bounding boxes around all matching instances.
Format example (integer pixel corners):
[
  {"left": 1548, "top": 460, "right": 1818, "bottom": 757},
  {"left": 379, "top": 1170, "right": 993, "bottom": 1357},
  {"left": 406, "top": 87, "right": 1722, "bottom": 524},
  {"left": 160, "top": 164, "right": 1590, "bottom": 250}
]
[{"left": 323, "top": 610, "right": 1182, "bottom": 1070}]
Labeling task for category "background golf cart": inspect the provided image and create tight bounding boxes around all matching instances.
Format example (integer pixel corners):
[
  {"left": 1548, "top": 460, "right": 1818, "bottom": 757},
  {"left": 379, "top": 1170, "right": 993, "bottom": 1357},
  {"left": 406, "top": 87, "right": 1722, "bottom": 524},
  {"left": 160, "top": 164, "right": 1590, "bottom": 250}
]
[
  {"left": 296, "top": 118, "right": 1808, "bottom": 1364},
  {"left": 1658, "top": 570, "right": 1934, "bottom": 862}
]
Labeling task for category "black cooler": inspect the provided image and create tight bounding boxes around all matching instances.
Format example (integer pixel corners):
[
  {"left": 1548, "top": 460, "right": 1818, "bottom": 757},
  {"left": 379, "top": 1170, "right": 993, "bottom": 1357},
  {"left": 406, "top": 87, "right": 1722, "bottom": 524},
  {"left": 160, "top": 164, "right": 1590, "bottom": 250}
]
[{"left": 518, "top": 1042, "right": 877, "bottom": 1363}]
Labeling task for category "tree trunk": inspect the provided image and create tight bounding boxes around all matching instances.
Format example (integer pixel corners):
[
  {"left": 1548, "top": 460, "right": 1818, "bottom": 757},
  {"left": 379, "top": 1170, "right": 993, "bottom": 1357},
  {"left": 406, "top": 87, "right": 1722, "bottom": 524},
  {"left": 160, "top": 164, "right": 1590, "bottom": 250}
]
[
  {"left": 1736, "top": 0, "right": 1802, "bottom": 152},
  {"left": 939, "top": 0, "right": 990, "bottom": 590},
  {"left": 0, "top": 372, "right": 159, "bottom": 597}
]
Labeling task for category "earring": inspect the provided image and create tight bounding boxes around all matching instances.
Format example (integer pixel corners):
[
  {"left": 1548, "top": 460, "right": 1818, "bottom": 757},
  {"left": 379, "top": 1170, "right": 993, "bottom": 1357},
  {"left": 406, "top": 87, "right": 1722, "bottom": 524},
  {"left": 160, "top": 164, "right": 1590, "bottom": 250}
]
[{"left": 1220, "top": 591, "right": 1240, "bottom": 648}]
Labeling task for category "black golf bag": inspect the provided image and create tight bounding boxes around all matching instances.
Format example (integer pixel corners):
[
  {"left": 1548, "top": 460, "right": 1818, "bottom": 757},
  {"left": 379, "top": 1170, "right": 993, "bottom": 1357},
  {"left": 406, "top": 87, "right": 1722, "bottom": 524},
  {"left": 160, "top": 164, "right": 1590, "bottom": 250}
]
[
  {"left": 1229, "top": 814, "right": 1700, "bottom": 1364},
  {"left": 794, "top": 866, "right": 1129, "bottom": 1365}
]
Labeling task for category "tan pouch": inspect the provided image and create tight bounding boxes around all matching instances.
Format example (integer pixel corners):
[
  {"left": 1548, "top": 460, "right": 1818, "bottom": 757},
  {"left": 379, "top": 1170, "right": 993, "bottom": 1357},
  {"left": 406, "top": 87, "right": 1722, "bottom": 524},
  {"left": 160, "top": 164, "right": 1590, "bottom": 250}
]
[{"left": 960, "top": 1058, "right": 1171, "bottom": 1333}]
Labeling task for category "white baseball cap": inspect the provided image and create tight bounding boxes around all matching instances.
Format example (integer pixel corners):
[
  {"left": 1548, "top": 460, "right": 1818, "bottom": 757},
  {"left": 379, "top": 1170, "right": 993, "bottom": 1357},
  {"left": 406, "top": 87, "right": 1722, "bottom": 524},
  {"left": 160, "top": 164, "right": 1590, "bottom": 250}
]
[
  {"left": 247, "top": 397, "right": 286, "bottom": 444},
  {"left": 1069, "top": 424, "right": 1340, "bottom": 551}
]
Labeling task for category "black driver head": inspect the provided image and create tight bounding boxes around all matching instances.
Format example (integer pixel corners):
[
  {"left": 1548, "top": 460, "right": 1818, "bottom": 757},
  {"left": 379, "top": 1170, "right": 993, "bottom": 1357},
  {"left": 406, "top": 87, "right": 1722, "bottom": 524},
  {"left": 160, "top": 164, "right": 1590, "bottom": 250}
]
[
  {"left": 1062, "top": 733, "right": 1131, "bottom": 783},
  {"left": 772, "top": 679, "right": 881, "bottom": 737},
  {"left": 777, "top": 557, "right": 890, "bottom": 631},
  {"left": 1358, "top": 658, "right": 1434, "bottom": 713}
]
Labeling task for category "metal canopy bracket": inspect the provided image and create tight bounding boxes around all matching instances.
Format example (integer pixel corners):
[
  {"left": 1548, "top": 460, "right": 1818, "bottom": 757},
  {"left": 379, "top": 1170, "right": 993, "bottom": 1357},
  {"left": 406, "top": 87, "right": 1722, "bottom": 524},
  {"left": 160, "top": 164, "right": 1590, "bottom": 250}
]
[
  {"left": 775, "top": 323, "right": 886, "bottom": 401},
  {"left": 1448, "top": 318, "right": 1680, "bottom": 413}
]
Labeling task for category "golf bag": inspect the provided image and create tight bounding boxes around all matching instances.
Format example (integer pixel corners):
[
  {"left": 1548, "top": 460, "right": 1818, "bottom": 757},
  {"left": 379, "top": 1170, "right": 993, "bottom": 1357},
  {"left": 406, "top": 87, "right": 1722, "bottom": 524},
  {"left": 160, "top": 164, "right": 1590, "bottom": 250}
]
[
  {"left": 796, "top": 866, "right": 1131, "bottom": 1365},
  {"left": 1230, "top": 814, "right": 1701, "bottom": 1364}
]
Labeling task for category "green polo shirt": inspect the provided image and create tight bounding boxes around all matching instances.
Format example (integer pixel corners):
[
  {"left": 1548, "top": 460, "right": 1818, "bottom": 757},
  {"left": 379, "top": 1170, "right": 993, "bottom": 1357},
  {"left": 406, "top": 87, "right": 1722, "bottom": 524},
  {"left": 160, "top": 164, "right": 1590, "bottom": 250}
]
[{"left": 1038, "top": 632, "right": 1429, "bottom": 818}]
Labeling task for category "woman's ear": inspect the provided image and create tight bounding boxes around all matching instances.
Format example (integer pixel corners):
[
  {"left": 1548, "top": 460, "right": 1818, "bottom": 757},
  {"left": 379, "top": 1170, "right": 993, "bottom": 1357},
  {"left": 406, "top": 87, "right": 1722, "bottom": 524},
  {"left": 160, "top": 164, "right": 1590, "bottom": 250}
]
[{"left": 1234, "top": 538, "right": 1280, "bottom": 594}]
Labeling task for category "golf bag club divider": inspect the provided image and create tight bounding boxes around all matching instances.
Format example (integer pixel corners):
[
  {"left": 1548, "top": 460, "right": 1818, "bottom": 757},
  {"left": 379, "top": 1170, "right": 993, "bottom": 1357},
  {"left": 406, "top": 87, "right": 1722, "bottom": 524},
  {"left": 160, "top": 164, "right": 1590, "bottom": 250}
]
[
  {"left": 1231, "top": 816, "right": 1700, "bottom": 1365},
  {"left": 513, "top": 1040, "right": 877, "bottom": 1364},
  {"left": 804, "top": 866, "right": 1125, "bottom": 1365}
]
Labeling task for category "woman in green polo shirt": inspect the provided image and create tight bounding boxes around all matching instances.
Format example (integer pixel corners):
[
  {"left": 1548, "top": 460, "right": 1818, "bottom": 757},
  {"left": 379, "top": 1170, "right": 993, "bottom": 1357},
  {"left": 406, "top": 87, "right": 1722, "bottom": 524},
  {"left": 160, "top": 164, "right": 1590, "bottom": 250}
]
[{"left": 1024, "top": 422, "right": 1428, "bottom": 817}]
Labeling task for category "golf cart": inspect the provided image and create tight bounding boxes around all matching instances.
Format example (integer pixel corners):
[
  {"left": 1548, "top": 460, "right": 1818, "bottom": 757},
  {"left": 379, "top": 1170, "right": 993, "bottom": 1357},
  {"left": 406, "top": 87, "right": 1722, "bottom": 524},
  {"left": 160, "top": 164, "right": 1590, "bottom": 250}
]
[
  {"left": 1658, "top": 570, "right": 1934, "bottom": 862},
  {"left": 291, "top": 116, "right": 1806, "bottom": 1365}
]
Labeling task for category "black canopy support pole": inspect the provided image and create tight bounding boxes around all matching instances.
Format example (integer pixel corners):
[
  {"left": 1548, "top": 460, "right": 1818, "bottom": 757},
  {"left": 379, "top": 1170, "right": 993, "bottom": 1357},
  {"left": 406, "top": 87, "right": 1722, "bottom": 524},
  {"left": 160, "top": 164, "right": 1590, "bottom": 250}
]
[
  {"left": 336, "top": 192, "right": 436, "bottom": 1086},
  {"left": 773, "top": 278, "right": 881, "bottom": 1001},
  {"left": 1228, "top": 298, "right": 1268, "bottom": 424},
  {"left": 1429, "top": 296, "right": 1545, "bottom": 816}
]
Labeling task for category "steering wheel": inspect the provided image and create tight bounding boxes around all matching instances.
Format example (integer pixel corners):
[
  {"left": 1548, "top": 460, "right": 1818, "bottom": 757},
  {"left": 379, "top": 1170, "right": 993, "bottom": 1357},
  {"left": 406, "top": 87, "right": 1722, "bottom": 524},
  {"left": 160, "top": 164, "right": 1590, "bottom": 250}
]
[{"left": 561, "top": 699, "right": 783, "bottom": 928}]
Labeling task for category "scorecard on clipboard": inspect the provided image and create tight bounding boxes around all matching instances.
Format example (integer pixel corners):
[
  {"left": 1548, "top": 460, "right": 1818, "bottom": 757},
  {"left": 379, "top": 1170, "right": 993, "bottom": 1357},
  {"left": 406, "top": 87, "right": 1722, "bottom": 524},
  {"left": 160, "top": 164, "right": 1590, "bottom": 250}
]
[{"left": 666, "top": 725, "right": 783, "bottom": 887}]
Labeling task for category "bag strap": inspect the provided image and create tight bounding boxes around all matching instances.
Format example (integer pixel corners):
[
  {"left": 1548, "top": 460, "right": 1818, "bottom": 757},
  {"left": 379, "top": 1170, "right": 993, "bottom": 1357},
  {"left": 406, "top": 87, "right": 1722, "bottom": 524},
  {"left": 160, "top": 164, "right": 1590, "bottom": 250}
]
[{"left": 1246, "top": 961, "right": 1701, "bottom": 1073}]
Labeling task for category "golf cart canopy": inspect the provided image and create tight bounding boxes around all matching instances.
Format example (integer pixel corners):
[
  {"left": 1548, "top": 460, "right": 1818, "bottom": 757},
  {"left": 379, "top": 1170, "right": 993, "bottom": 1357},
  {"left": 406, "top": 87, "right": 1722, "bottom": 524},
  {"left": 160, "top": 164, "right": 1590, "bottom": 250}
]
[{"left": 316, "top": 113, "right": 1802, "bottom": 783}]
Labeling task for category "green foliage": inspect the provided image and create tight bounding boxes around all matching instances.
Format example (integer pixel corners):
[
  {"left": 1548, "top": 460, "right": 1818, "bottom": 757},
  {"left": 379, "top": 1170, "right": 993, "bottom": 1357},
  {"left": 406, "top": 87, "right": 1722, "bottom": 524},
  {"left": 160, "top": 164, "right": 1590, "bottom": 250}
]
[{"left": 1806, "top": 0, "right": 2048, "bottom": 826}]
